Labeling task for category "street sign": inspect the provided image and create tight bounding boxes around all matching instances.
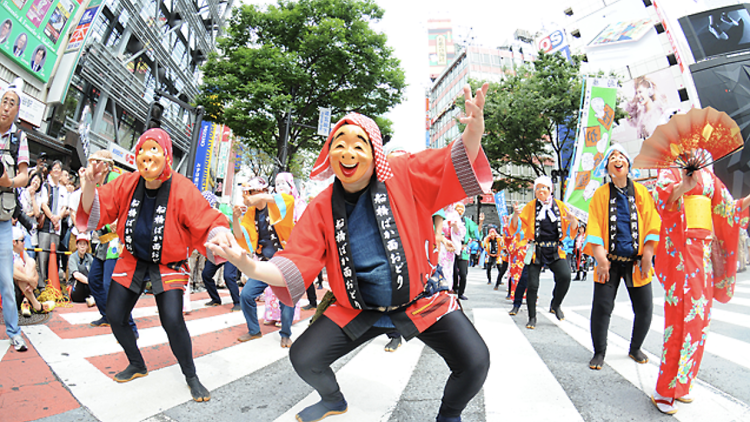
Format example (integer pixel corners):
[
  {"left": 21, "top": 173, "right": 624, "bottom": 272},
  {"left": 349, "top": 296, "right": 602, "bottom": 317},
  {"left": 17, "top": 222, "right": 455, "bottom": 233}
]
[{"left": 317, "top": 107, "right": 332, "bottom": 137}]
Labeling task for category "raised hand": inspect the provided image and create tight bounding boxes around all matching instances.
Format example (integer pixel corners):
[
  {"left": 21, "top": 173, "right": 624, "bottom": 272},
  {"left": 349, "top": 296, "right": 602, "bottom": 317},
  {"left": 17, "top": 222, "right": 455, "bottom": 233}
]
[
  {"left": 459, "top": 82, "right": 490, "bottom": 162},
  {"left": 512, "top": 201, "right": 520, "bottom": 217}
]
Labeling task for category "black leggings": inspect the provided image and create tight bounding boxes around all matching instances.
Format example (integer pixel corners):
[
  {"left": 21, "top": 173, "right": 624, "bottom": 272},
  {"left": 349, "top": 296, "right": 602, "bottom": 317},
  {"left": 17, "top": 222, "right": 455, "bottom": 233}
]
[
  {"left": 108, "top": 281, "right": 196, "bottom": 377},
  {"left": 513, "top": 266, "right": 529, "bottom": 307},
  {"left": 289, "top": 311, "right": 490, "bottom": 418},
  {"left": 452, "top": 258, "right": 469, "bottom": 296},
  {"left": 590, "top": 262, "right": 653, "bottom": 356},
  {"left": 527, "top": 258, "right": 571, "bottom": 318},
  {"left": 494, "top": 261, "right": 508, "bottom": 288}
]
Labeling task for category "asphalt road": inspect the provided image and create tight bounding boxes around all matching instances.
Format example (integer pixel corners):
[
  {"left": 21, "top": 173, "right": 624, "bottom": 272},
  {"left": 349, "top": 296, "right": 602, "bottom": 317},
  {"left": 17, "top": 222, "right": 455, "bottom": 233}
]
[{"left": 30, "top": 265, "right": 750, "bottom": 422}]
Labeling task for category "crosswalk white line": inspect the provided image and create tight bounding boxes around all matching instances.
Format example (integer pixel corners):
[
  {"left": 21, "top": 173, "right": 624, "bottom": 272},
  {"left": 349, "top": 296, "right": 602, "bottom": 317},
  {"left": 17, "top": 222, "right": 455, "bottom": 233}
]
[
  {"left": 23, "top": 313, "right": 308, "bottom": 422},
  {"left": 551, "top": 310, "right": 750, "bottom": 421},
  {"left": 60, "top": 293, "right": 236, "bottom": 325},
  {"left": 0, "top": 339, "right": 9, "bottom": 360},
  {"left": 273, "top": 335, "right": 425, "bottom": 422},
  {"left": 475, "top": 308, "right": 584, "bottom": 422},
  {"left": 23, "top": 306, "right": 263, "bottom": 359},
  {"left": 644, "top": 297, "right": 750, "bottom": 330},
  {"left": 611, "top": 304, "right": 750, "bottom": 372}
]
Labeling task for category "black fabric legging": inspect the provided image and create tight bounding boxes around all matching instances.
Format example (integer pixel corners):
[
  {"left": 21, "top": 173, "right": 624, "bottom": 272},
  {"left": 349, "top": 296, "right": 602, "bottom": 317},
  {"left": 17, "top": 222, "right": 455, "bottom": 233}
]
[
  {"left": 306, "top": 283, "right": 318, "bottom": 307},
  {"left": 289, "top": 311, "right": 490, "bottom": 418},
  {"left": 108, "top": 281, "right": 196, "bottom": 377},
  {"left": 512, "top": 266, "right": 529, "bottom": 307},
  {"left": 452, "top": 258, "right": 469, "bottom": 295},
  {"left": 590, "top": 263, "right": 653, "bottom": 356},
  {"left": 494, "top": 261, "right": 508, "bottom": 288},
  {"left": 526, "top": 258, "right": 571, "bottom": 319}
]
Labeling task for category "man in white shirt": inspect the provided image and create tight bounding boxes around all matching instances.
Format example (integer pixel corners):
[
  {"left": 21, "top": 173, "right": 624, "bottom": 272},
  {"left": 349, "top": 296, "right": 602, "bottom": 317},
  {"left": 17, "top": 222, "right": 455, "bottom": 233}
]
[{"left": 0, "top": 79, "right": 30, "bottom": 352}]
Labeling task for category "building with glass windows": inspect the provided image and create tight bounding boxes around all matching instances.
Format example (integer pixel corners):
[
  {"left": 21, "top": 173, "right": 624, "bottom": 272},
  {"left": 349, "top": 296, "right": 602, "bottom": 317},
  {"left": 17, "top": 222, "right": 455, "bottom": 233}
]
[
  {"left": 0, "top": 0, "right": 232, "bottom": 171},
  {"left": 427, "top": 37, "right": 544, "bottom": 212},
  {"left": 428, "top": 42, "right": 537, "bottom": 151}
]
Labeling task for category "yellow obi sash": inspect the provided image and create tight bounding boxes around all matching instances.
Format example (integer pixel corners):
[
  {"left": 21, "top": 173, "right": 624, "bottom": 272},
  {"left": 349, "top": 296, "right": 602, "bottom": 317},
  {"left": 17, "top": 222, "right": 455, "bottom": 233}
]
[
  {"left": 98, "top": 232, "right": 119, "bottom": 244},
  {"left": 684, "top": 195, "right": 712, "bottom": 231}
]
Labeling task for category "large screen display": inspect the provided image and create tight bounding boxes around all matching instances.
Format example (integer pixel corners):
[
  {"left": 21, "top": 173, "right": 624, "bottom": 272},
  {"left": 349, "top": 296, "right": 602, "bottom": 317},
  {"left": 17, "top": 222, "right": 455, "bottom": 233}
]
[{"left": 679, "top": 4, "right": 750, "bottom": 62}]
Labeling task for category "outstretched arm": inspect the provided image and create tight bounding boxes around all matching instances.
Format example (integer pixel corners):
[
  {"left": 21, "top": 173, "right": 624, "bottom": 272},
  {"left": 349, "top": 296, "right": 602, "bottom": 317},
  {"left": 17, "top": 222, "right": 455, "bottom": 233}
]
[{"left": 206, "top": 231, "right": 285, "bottom": 287}]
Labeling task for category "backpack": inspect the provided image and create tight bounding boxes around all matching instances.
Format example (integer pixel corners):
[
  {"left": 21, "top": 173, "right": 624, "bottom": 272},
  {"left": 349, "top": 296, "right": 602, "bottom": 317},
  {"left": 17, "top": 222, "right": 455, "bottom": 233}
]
[{"left": 0, "top": 127, "right": 21, "bottom": 221}]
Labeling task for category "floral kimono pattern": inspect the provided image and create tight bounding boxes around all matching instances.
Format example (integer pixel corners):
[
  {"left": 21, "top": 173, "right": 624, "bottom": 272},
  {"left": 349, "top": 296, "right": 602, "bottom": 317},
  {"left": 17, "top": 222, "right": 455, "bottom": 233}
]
[
  {"left": 438, "top": 204, "right": 465, "bottom": 284},
  {"left": 263, "top": 286, "right": 301, "bottom": 323},
  {"left": 653, "top": 168, "right": 749, "bottom": 398},
  {"left": 504, "top": 226, "right": 527, "bottom": 299}
]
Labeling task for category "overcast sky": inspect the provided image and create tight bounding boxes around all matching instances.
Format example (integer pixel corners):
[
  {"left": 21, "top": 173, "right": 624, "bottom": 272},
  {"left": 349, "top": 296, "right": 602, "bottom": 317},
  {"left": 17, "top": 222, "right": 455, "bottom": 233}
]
[{"left": 239, "top": 0, "right": 565, "bottom": 151}]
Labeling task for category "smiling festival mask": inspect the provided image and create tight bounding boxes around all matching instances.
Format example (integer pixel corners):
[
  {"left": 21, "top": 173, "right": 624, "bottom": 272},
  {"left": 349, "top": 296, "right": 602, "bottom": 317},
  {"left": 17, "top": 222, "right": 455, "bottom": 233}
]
[
  {"left": 310, "top": 113, "right": 394, "bottom": 185},
  {"left": 135, "top": 128, "right": 173, "bottom": 183},
  {"left": 328, "top": 124, "right": 374, "bottom": 186}
]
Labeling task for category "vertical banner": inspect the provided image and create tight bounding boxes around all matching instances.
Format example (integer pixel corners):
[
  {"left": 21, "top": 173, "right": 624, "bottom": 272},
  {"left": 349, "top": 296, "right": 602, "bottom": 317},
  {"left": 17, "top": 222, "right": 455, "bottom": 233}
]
[
  {"left": 563, "top": 77, "right": 618, "bottom": 223},
  {"left": 317, "top": 107, "right": 331, "bottom": 137},
  {"left": 216, "top": 125, "right": 232, "bottom": 180},
  {"left": 494, "top": 190, "right": 508, "bottom": 223},
  {"left": 192, "top": 121, "right": 215, "bottom": 191}
]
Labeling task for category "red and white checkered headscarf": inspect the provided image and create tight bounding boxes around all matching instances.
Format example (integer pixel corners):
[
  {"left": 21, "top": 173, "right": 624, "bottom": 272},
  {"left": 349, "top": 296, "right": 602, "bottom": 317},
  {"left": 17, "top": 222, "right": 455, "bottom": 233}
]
[
  {"left": 135, "top": 128, "right": 173, "bottom": 183},
  {"left": 310, "top": 113, "right": 393, "bottom": 183}
]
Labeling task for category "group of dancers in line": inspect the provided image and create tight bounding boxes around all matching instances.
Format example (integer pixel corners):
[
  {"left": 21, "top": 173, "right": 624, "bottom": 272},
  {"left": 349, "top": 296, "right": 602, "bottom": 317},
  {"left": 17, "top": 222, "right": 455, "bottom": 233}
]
[
  {"left": 483, "top": 143, "right": 750, "bottom": 416},
  {"left": 73, "top": 78, "right": 749, "bottom": 421}
]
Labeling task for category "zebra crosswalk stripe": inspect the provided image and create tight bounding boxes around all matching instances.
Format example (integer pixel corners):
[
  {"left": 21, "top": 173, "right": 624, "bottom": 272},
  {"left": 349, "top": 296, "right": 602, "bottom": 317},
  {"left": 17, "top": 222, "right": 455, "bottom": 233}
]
[
  {"left": 548, "top": 308, "right": 750, "bottom": 422},
  {"left": 273, "top": 334, "right": 424, "bottom": 422},
  {"left": 475, "top": 308, "right": 583, "bottom": 422}
]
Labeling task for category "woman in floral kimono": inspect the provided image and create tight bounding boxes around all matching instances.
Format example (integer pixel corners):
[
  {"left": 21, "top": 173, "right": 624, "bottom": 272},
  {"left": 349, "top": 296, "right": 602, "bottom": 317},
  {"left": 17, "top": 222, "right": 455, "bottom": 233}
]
[{"left": 651, "top": 154, "right": 750, "bottom": 414}]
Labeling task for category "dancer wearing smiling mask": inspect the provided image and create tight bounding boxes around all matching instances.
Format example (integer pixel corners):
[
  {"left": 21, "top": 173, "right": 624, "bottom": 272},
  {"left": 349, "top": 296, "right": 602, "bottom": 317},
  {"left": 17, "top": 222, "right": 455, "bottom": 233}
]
[
  {"left": 77, "top": 128, "right": 229, "bottom": 402},
  {"left": 509, "top": 176, "right": 578, "bottom": 329},
  {"left": 583, "top": 145, "right": 660, "bottom": 370},
  {"left": 208, "top": 84, "right": 492, "bottom": 422}
]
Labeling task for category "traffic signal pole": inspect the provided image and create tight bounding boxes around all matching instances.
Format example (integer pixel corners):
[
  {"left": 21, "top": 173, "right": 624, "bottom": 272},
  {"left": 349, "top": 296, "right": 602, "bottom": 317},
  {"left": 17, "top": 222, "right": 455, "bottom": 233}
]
[{"left": 154, "top": 88, "right": 204, "bottom": 177}]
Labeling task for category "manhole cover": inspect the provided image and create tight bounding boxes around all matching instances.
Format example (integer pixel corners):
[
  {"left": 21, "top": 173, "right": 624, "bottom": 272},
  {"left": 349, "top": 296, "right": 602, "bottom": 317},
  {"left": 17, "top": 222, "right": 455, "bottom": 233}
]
[{"left": 0, "top": 310, "right": 52, "bottom": 326}]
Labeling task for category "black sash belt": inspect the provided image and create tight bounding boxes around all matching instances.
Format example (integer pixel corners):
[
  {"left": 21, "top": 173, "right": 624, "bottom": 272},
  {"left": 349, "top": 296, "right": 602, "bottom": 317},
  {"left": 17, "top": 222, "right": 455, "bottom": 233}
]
[{"left": 607, "top": 253, "right": 641, "bottom": 263}]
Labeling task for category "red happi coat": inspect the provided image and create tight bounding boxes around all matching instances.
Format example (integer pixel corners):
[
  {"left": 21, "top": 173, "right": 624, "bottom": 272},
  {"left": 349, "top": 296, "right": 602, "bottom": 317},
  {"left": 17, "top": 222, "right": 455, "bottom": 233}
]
[
  {"left": 653, "top": 168, "right": 749, "bottom": 398},
  {"left": 77, "top": 171, "right": 229, "bottom": 292},
  {"left": 269, "top": 139, "right": 492, "bottom": 340}
]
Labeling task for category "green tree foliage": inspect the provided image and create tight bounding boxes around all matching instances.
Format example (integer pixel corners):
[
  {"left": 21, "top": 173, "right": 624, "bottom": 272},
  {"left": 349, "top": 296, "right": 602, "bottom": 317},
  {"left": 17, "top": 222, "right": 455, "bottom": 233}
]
[
  {"left": 197, "top": 0, "right": 405, "bottom": 172},
  {"left": 461, "top": 51, "right": 625, "bottom": 193}
]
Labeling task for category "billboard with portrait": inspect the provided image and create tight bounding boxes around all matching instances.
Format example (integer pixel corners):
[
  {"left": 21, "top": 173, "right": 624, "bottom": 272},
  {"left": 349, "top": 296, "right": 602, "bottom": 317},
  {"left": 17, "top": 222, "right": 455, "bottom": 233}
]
[
  {"left": 0, "top": 0, "right": 80, "bottom": 83},
  {"left": 610, "top": 67, "right": 682, "bottom": 157},
  {"left": 679, "top": 3, "right": 750, "bottom": 62}
]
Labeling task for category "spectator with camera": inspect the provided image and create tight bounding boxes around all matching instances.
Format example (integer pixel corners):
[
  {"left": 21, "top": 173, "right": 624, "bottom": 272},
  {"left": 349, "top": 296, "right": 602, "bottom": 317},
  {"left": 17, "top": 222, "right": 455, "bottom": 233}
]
[{"left": 0, "top": 78, "right": 31, "bottom": 352}]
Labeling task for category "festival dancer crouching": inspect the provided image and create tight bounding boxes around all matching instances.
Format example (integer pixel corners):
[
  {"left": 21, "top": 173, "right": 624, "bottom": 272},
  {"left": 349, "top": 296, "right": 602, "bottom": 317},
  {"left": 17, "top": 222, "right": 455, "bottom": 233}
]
[
  {"left": 208, "top": 83, "right": 492, "bottom": 422},
  {"left": 583, "top": 145, "right": 660, "bottom": 370},
  {"left": 77, "top": 128, "right": 230, "bottom": 402}
]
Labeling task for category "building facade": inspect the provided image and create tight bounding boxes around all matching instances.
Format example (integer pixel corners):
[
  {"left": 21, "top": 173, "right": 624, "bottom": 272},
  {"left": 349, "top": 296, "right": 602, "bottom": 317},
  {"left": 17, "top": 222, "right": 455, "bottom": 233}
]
[{"left": 1, "top": 0, "right": 232, "bottom": 172}]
